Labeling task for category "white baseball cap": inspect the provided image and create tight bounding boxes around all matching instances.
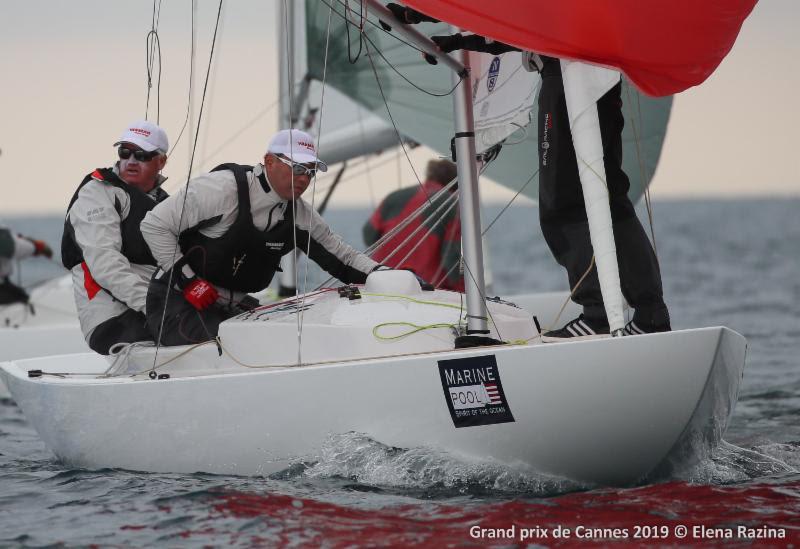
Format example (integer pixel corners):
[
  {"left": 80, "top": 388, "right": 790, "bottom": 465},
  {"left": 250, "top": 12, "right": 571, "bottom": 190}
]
[
  {"left": 113, "top": 120, "right": 169, "bottom": 153},
  {"left": 267, "top": 129, "right": 328, "bottom": 172}
]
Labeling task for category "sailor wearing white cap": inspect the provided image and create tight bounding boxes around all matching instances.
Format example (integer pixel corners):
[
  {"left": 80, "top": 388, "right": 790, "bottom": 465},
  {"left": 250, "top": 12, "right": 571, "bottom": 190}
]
[
  {"left": 141, "top": 128, "right": 378, "bottom": 346},
  {"left": 61, "top": 119, "right": 170, "bottom": 354}
]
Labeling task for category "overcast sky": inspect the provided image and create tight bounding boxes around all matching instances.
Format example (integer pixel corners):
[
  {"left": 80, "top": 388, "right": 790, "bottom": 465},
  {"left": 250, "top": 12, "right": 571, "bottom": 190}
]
[{"left": 0, "top": 1, "right": 798, "bottom": 214}]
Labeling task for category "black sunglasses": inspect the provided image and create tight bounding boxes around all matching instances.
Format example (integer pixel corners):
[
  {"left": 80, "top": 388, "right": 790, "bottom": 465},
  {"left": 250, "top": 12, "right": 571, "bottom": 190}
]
[{"left": 118, "top": 146, "right": 161, "bottom": 162}]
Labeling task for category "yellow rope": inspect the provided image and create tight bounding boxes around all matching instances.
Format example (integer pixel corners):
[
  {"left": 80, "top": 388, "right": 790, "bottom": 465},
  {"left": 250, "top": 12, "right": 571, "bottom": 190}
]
[
  {"left": 359, "top": 292, "right": 465, "bottom": 310},
  {"left": 372, "top": 321, "right": 458, "bottom": 340}
]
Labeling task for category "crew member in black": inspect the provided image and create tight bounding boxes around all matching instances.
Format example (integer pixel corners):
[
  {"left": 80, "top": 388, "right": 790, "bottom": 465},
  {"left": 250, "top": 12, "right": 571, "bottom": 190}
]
[
  {"left": 410, "top": 21, "right": 671, "bottom": 337},
  {"left": 141, "top": 129, "right": 380, "bottom": 346},
  {"left": 62, "top": 120, "right": 169, "bottom": 353}
]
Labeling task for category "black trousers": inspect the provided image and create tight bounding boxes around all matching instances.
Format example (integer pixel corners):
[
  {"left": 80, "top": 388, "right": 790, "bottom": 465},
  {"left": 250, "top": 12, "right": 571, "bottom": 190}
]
[
  {"left": 537, "top": 58, "right": 669, "bottom": 328},
  {"left": 146, "top": 274, "right": 235, "bottom": 347},
  {"left": 88, "top": 308, "right": 153, "bottom": 355},
  {"left": 0, "top": 277, "right": 29, "bottom": 305}
]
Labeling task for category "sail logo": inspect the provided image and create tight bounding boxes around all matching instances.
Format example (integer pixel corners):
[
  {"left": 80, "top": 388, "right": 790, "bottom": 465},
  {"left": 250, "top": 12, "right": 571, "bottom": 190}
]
[
  {"left": 487, "top": 57, "right": 501, "bottom": 93},
  {"left": 438, "top": 355, "right": 515, "bottom": 428}
]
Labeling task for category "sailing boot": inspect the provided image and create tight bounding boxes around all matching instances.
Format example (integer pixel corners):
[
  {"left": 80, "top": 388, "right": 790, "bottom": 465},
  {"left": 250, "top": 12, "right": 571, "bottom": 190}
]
[{"left": 542, "top": 314, "right": 610, "bottom": 342}]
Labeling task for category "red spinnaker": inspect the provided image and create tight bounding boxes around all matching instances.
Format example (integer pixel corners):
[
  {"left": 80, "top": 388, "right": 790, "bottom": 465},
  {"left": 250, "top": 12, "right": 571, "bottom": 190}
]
[{"left": 400, "top": 0, "right": 757, "bottom": 97}]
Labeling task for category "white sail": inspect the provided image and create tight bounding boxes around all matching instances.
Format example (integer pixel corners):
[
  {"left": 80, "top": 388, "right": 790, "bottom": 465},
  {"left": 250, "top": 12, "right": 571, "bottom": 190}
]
[{"left": 560, "top": 60, "right": 626, "bottom": 333}]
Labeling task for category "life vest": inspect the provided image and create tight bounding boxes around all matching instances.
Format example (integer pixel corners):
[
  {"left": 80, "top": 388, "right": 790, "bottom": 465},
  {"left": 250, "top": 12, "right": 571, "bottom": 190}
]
[
  {"left": 61, "top": 168, "right": 167, "bottom": 270},
  {"left": 178, "top": 163, "right": 295, "bottom": 293}
]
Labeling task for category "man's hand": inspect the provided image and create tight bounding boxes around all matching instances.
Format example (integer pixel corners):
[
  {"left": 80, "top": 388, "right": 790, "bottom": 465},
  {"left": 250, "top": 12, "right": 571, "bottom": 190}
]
[
  {"left": 183, "top": 278, "right": 219, "bottom": 311},
  {"left": 29, "top": 239, "right": 53, "bottom": 259}
]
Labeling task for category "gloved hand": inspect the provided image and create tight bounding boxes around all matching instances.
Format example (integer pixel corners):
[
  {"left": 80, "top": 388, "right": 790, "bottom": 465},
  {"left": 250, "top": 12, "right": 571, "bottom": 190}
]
[
  {"left": 26, "top": 238, "right": 53, "bottom": 258},
  {"left": 182, "top": 278, "right": 219, "bottom": 311},
  {"left": 236, "top": 295, "right": 260, "bottom": 312},
  {"left": 402, "top": 268, "right": 435, "bottom": 291}
]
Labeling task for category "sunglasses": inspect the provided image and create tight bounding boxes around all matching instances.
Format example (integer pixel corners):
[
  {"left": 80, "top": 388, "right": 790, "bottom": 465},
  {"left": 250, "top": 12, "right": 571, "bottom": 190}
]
[
  {"left": 118, "top": 146, "right": 161, "bottom": 162},
  {"left": 276, "top": 154, "right": 318, "bottom": 177}
]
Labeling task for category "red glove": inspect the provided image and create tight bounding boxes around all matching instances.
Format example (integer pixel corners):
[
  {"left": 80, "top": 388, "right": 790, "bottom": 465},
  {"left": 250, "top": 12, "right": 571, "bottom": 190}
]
[
  {"left": 28, "top": 238, "right": 53, "bottom": 258},
  {"left": 183, "top": 278, "right": 219, "bottom": 311}
]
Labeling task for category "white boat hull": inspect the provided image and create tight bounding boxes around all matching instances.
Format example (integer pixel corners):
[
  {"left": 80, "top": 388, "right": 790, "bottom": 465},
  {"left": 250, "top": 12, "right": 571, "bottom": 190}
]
[{"left": 1, "top": 326, "right": 745, "bottom": 486}]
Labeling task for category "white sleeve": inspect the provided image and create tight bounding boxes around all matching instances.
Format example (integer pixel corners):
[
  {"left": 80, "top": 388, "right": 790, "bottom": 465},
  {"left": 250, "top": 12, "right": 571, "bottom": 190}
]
[
  {"left": 11, "top": 234, "right": 36, "bottom": 259},
  {"left": 297, "top": 201, "right": 379, "bottom": 280},
  {"left": 68, "top": 181, "right": 149, "bottom": 312},
  {"left": 141, "top": 174, "right": 234, "bottom": 274}
]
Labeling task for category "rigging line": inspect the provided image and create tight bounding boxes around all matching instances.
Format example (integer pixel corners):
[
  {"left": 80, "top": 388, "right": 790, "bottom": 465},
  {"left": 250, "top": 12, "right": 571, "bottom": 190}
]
[
  {"left": 151, "top": 0, "right": 226, "bottom": 372},
  {"left": 549, "top": 256, "right": 595, "bottom": 332},
  {"left": 389, "top": 191, "right": 460, "bottom": 269},
  {"left": 360, "top": 29, "right": 463, "bottom": 98},
  {"left": 460, "top": 251, "right": 504, "bottom": 342},
  {"left": 622, "top": 81, "right": 659, "bottom": 256},
  {"left": 432, "top": 162, "right": 534, "bottom": 289},
  {"left": 362, "top": 37, "right": 428, "bottom": 203},
  {"left": 482, "top": 167, "right": 536, "bottom": 235},
  {"left": 430, "top": 159, "right": 496, "bottom": 289},
  {"left": 312, "top": 178, "right": 458, "bottom": 290},
  {"left": 168, "top": 0, "right": 197, "bottom": 159},
  {"left": 281, "top": 0, "right": 304, "bottom": 367},
  {"left": 344, "top": 0, "right": 365, "bottom": 64},
  {"left": 309, "top": 150, "right": 399, "bottom": 195},
  {"left": 192, "top": 98, "right": 280, "bottom": 174},
  {"left": 317, "top": 0, "right": 462, "bottom": 97},
  {"left": 326, "top": 0, "right": 442, "bottom": 60},
  {"left": 145, "top": 0, "right": 164, "bottom": 122},
  {"left": 198, "top": 1, "right": 227, "bottom": 168},
  {"left": 298, "top": 2, "right": 334, "bottom": 366},
  {"left": 145, "top": 30, "right": 163, "bottom": 122},
  {"left": 365, "top": 178, "right": 458, "bottom": 258}
]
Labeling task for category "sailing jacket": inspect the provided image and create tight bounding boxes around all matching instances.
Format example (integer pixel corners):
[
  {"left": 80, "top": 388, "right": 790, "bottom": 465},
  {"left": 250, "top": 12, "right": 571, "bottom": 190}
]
[
  {"left": 62, "top": 166, "right": 168, "bottom": 341},
  {"left": 140, "top": 163, "right": 378, "bottom": 298},
  {"left": 0, "top": 225, "right": 35, "bottom": 279},
  {"left": 363, "top": 180, "right": 463, "bottom": 292}
]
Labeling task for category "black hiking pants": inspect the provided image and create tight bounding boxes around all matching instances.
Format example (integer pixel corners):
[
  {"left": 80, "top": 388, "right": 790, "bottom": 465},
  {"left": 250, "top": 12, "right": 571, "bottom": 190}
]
[
  {"left": 89, "top": 308, "right": 152, "bottom": 355},
  {"left": 537, "top": 58, "right": 670, "bottom": 328},
  {"left": 146, "top": 273, "right": 236, "bottom": 347}
]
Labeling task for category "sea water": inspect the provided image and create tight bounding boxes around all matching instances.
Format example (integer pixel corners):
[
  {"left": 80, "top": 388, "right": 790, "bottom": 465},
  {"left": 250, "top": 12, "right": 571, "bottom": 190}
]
[{"left": 1, "top": 198, "right": 798, "bottom": 546}]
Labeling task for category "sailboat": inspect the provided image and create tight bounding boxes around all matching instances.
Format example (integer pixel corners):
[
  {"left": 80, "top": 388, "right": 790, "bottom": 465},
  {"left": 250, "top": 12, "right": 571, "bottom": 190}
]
[
  {"left": 0, "top": 1, "right": 756, "bottom": 486},
  {"left": 0, "top": 275, "right": 87, "bottom": 398}
]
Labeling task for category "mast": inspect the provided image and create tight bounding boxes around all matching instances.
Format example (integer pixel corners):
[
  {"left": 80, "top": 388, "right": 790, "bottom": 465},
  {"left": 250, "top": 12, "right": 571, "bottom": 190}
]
[
  {"left": 362, "top": 1, "right": 490, "bottom": 336},
  {"left": 450, "top": 47, "right": 489, "bottom": 335},
  {"left": 277, "top": 0, "right": 298, "bottom": 297}
]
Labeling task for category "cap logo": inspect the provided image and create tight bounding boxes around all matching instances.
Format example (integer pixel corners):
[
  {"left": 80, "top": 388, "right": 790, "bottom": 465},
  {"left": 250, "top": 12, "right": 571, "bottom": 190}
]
[
  {"left": 297, "top": 140, "right": 314, "bottom": 151},
  {"left": 130, "top": 127, "right": 152, "bottom": 137}
]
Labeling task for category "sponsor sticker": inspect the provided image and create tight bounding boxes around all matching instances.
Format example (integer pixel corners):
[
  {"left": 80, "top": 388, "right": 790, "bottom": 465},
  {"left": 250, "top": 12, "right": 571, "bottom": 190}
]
[
  {"left": 487, "top": 57, "right": 501, "bottom": 93},
  {"left": 438, "top": 355, "right": 514, "bottom": 427}
]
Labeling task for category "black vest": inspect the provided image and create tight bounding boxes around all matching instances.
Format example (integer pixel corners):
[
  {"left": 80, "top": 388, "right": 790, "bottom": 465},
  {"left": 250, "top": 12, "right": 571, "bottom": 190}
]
[
  {"left": 178, "top": 164, "right": 295, "bottom": 293},
  {"left": 61, "top": 168, "right": 168, "bottom": 270}
]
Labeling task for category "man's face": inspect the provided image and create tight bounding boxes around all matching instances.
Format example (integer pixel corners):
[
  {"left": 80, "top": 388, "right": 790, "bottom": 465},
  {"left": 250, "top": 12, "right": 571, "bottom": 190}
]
[
  {"left": 264, "top": 153, "right": 314, "bottom": 200},
  {"left": 118, "top": 143, "right": 167, "bottom": 192}
]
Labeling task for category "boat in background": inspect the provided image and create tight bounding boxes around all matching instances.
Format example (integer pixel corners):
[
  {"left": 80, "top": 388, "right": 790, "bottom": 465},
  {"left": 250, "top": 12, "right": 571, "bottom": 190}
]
[{"left": 0, "top": 274, "right": 86, "bottom": 398}]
